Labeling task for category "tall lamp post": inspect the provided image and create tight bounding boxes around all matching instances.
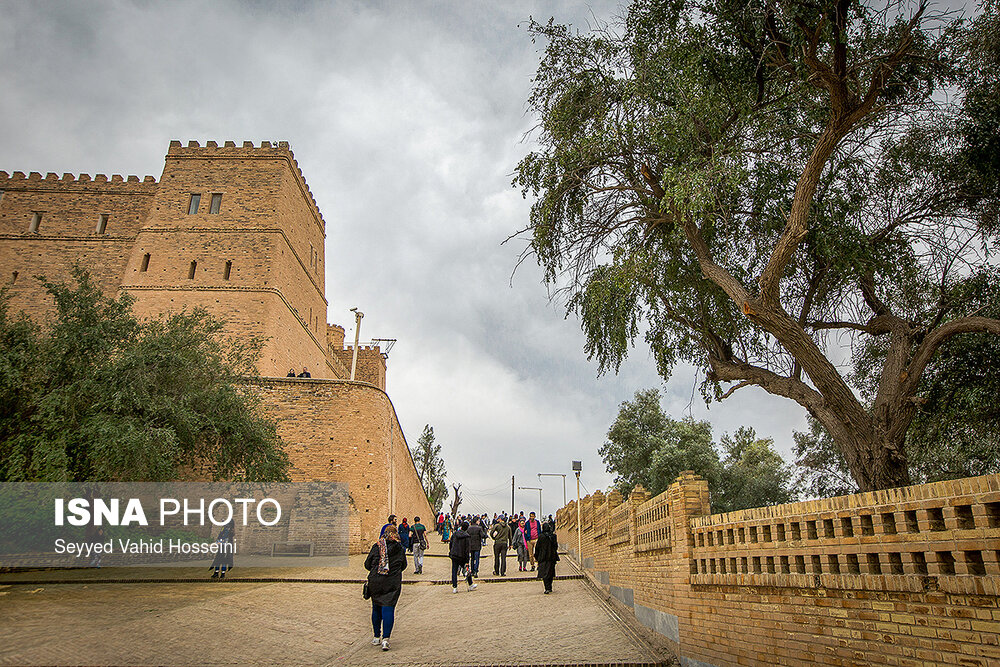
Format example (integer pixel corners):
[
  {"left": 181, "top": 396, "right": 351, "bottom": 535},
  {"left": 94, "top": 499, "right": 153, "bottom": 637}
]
[
  {"left": 537, "top": 473, "right": 567, "bottom": 507},
  {"left": 572, "top": 460, "right": 582, "bottom": 564},
  {"left": 349, "top": 307, "right": 364, "bottom": 381},
  {"left": 518, "top": 486, "right": 542, "bottom": 517}
]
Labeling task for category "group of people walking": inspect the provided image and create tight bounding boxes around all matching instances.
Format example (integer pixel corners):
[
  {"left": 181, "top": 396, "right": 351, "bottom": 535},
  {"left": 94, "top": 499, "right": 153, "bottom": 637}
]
[{"left": 363, "top": 509, "right": 561, "bottom": 651}]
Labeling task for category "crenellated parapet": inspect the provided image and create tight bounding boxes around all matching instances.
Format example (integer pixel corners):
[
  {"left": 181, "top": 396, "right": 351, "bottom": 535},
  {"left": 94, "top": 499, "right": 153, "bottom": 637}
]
[
  {"left": 0, "top": 170, "right": 158, "bottom": 192},
  {"left": 164, "top": 140, "right": 325, "bottom": 232}
]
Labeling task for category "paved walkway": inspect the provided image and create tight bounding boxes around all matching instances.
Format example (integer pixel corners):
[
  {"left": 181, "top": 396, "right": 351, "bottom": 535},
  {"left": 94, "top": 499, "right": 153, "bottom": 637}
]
[{"left": 0, "top": 540, "right": 674, "bottom": 666}]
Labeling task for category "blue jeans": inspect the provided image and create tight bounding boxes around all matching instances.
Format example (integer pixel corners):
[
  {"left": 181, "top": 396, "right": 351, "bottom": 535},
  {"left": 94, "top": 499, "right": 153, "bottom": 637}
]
[
  {"left": 470, "top": 550, "right": 481, "bottom": 575},
  {"left": 371, "top": 603, "right": 394, "bottom": 638}
]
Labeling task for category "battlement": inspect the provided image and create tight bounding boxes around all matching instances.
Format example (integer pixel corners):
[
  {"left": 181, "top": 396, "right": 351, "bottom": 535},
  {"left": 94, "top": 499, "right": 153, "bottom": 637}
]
[
  {"left": 165, "top": 140, "right": 325, "bottom": 230},
  {"left": 0, "top": 170, "right": 158, "bottom": 191}
]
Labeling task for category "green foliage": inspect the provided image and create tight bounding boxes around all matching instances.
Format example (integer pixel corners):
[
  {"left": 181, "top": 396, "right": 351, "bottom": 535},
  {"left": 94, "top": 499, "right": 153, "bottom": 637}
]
[
  {"left": 410, "top": 424, "right": 448, "bottom": 513},
  {"left": 793, "top": 417, "right": 858, "bottom": 498},
  {"left": 713, "top": 427, "right": 797, "bottom": 513},
  {"left": 601, "top": 389, "right": 796, "bottom": 511},
  {"left": 0, "top": 268, "right": 290, "bottom": 483},
  {"left": 516, "top": 0, "right": 1000, "bottom": 490}
]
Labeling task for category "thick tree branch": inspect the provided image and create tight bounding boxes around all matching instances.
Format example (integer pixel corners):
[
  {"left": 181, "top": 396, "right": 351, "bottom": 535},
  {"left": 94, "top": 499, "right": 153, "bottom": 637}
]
[
  {"left": 707, "top": 354, "right": 825, "bottom": 411},
  {"left": 902, "top": 317, "right": 1000, "bottom": 397},
  {"left": 759, "top": 5, "right": 926, "bottom": 306}
]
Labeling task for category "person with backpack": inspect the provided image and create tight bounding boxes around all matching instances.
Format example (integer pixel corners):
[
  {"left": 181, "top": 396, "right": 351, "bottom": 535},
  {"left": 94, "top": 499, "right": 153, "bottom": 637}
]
[{"left": 410, "top": 516, "right": 428, "bottom": 574}]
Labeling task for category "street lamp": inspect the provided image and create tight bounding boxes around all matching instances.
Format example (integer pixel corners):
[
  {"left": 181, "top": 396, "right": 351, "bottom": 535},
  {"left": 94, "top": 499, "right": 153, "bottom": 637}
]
[
  {"left": 518, "top": 486, "right": 542, "bottom": 517},
  {"left": 349, "top": 307, "right": 364, "bottom": 381},
  {"left": 537, "top": 473, "right": 567, "bottom": 506},
  {"left": 572, "top": 460, "right": 582, "bottom": 565}
]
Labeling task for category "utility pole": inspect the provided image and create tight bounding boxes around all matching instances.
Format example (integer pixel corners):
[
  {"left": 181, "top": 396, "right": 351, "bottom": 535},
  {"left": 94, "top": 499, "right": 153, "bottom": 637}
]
[
  {"left": 349, "top": 308, "right": 364, "bottom": 381},
  {"left": 511, "top": 475, "right": 515, "bottom": 516}
]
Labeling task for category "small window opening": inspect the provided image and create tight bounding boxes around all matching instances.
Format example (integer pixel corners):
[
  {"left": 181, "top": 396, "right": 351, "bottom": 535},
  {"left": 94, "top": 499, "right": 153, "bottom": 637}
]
[
  {"left": 889, "top": 552, "right": 904, "bottom": 574},
  {"left": 141, "top": 253, "right": 150, "bottom": 272},
  {"left": 188, "top": 194, "right": 201, "bottom": 214},
  {"left": 96, "top": 214, "right": 109, "bottom": 234},
  {"left": 955, "top": 505, "right": 975, "bottom": 530},
  {"left": 811, "top": 555, "right": 822, "bottom": 573},
  {"left": 223, "top": 260, "right": 232, "bottom": 281},
  {"left": 11, "top": 271, "right": 18, "bottom": 284},
  {"left": 188, "top": 260, "right": 197, "bottom": 279},
  {"left": 29, "top": 212, "right": 42, "bottom": 233},
  {"left": 209, "top": 193, "right": 222, "bottom": 214}
]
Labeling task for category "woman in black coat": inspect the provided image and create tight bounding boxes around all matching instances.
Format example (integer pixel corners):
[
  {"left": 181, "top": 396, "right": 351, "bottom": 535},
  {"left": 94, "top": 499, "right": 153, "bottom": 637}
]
[
  {"left": 364, "top": 524, "right": 407, "bottom": 651},
  {"left": 533, "top": 522, "right": 560, "bottom": 593}
]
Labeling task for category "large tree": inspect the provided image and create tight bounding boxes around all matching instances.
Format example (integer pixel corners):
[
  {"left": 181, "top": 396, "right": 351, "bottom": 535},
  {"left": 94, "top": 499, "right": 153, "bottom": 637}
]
[
  {"left": 515, "top": 0, "right": 1000, "bottom": 490},
  {"left": 0, "top": 268, "right": 290, "bottom": 482},
  {"left": 410, "top": 424, "right": 449, "bottom": 513}
]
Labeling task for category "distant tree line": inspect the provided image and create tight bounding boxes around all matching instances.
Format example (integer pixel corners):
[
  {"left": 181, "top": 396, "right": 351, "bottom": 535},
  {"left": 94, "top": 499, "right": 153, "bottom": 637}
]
[{"left": 603, "top": 387, "right": 999, "bottom": 513}]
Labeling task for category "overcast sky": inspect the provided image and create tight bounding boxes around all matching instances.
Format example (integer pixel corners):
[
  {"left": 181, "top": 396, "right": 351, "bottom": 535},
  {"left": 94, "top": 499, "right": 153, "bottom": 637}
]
[{"left": 1, "top": 1, "right": 971, "bottom": 517}]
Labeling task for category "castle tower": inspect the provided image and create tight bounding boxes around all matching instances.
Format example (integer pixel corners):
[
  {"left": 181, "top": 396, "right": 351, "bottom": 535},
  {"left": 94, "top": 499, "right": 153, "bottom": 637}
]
[{"left": 121, "top": 140, "right": 340, "bottom": 378}]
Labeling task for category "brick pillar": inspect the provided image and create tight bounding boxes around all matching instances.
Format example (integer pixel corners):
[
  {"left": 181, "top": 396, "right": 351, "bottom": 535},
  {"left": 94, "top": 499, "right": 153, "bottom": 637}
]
[{"left": 666, "top": 471, "right": 710, "bottom": 555}]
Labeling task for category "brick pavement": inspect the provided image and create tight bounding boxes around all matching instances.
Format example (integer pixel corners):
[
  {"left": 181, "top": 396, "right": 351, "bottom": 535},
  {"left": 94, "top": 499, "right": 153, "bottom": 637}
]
[{"left": 0, "top": 540, "right": 675, "bottom": 666}]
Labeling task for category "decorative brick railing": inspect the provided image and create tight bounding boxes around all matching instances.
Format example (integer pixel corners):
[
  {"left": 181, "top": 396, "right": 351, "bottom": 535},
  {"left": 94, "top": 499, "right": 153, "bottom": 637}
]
[
  {"left": 688, "top": 475, "right": 1000, "bottom": 596},
  {"left": 608, "top": 501, "right": 631, "bottom": 546},
  {"left": 556, "top": 472, "right": 1000, "bottom": 667},
  {"left": 634, "top": 493, "right": 672, "bottom": 553}
]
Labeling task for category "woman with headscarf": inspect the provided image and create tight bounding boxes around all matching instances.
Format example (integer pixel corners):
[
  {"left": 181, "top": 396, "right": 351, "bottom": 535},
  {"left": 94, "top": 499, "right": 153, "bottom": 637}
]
[
  {"left": 399, "top": 518, "right": 411, "bottom": 552},
  {"left": 441, "top": 514, "right": 452, "bottom": 542},
  {"left": 513, "top": 518, "right": 530, "bottom": 572},
  {"left": 533, "top": 522, "right": 560, "bottom": 593},
  {"left": 364, "top": 524, "right": 407, "bottom": 651}
]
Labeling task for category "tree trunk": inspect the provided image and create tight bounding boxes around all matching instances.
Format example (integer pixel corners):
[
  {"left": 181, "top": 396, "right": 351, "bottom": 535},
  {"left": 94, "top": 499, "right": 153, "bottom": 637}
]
[{"left": 820, "top": 412, "right": 912, "bottom": 492}]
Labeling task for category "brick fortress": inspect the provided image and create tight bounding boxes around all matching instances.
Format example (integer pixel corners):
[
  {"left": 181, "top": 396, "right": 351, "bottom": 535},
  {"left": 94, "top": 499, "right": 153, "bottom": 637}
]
[{"left": 0, "top": 140, "right": 432, "bottom": 552}]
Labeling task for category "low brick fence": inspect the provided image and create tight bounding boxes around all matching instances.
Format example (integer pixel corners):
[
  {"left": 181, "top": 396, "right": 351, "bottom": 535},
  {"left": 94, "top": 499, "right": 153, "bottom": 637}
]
[{"left": 556, "top": 472, "right": 1000, "bottom": 667}]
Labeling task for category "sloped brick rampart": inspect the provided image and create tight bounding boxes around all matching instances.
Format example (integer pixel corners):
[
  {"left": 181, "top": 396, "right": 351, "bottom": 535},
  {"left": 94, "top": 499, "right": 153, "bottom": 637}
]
[{"left": 253, "top": 378, "right": 433, "bottom": 554}]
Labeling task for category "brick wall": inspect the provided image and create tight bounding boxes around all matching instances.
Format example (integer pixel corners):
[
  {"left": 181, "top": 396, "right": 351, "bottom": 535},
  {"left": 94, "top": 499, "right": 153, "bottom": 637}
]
[
  {"left": 251, "top": 378, "right": 433, "bottom": 553},
  {"left": 0, "top": 170, "right": 156, "bottom": 323},
  {"left": 557, "top": 472, "right": 1000, "bottom": 667}
]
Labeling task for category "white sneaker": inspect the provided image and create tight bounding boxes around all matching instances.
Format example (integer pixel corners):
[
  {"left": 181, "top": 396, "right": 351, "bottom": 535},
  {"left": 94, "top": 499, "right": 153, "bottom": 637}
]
[
  {"left": 452, "top": 587, "right": 458, "bottom": 593},
  {"left": 381, "top": 639, "right": 390, "bottom": 651},
  {"left": 371, "top": 637, "right": 380, "bottom": 645},
  {"left": 468, "top": 583, "right": 477, "bottom": 591}
]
